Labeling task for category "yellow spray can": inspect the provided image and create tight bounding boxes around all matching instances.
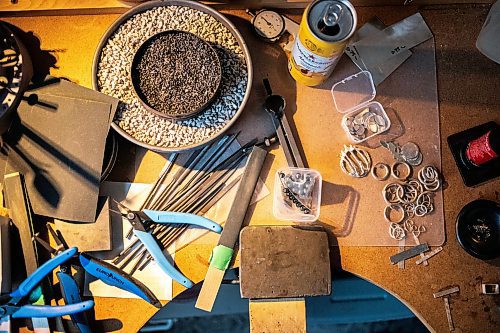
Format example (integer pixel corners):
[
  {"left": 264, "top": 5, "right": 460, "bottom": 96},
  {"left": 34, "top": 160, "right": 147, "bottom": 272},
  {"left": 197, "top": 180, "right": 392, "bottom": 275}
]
[{"left": 288, "top": 0, "right": 357, "bottom": 86}]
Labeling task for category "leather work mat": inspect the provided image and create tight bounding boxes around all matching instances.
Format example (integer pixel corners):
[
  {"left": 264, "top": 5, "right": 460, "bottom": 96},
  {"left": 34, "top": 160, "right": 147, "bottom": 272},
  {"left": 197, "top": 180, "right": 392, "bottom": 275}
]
[
  {"left": 231, "top": 11, "right": 444, "bottom": 247},
  {"left": 240, "top": 225, "right": 331, "bottom": 299}
]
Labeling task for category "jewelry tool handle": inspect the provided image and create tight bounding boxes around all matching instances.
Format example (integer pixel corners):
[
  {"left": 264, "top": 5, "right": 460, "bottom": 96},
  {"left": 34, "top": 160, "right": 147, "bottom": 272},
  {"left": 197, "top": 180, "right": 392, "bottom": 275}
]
[
  {"left": 141, "top": 210, "right": 222, "bottom": 233},
  {"left": 133, "top": 230, "right": 193, "bottom": 289},
  {"left": 57, "top": 271, "right": 92, "bottom": 333},
  {"left": 10, "top": 247, "right": 77, "bottom": 300},
  {"left": 11, "top": 301, "right": 94, "bottom": 319},
  {"left": 79, "top": 253, "right": 161, "bottom": 308}
]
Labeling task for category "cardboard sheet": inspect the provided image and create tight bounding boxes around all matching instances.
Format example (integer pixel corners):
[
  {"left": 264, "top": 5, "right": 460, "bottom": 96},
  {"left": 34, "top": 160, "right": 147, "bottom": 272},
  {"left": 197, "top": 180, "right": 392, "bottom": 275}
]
[
  {"left": 346, "top": 14, "right": 433, "bottom": 86},
  {"left": 345, "top": 17, "right": 412, "bottom": 85},
  {"left": 353, "top": 13, "right": 433, "bottom": 79},
  {"left": 54, "top": 196, "right": 113, "bottom": 252},
  {"left": 5, "top": 94, "right": 113, "bottom": 222},
  {"left": 25, "top": 77, "right": 119, "bottom": 125}
]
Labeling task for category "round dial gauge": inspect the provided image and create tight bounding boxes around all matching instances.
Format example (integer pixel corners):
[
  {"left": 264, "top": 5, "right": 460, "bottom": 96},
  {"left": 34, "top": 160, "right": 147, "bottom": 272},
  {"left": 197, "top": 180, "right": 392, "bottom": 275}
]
[{"left": 251, "top": 10, "right": 286, "bottom": 42}]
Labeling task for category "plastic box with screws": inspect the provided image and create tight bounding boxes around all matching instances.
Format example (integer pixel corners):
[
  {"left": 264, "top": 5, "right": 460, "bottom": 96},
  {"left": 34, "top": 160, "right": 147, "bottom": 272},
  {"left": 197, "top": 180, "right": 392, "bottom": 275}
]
[{"left": 273, "top": 167, "right": 322, "bottom": 222}]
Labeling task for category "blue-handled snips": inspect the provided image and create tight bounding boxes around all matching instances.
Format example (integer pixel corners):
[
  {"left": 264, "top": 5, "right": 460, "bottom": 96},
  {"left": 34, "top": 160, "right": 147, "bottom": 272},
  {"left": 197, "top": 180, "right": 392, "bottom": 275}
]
[
  {"left": 116, "top": 202, "right": 222, "bottom": 288},
  {"left": 0, "top": 247, "right": 94, "bottom": 320}
]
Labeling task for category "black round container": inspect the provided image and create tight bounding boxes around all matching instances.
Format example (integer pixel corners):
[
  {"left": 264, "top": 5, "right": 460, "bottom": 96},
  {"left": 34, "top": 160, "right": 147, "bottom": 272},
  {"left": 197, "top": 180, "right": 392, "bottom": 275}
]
[{"left": 456, "top": 199, "right": 500, "bottom": 260}]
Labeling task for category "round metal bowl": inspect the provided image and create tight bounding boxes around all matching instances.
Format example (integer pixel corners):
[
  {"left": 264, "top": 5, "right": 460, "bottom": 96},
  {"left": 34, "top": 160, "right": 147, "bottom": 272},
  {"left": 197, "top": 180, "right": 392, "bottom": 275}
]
[
  {"left": 130, "top": 30, "right": 222, "bottom": 121},
  {"left": 92, "top": 0, "right": 253, "bottom": 153}
]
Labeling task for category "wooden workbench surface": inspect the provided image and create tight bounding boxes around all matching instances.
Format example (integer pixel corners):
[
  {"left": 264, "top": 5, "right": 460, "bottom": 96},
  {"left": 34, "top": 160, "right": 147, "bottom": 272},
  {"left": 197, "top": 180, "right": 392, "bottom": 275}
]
[{"left": 2, "top": 3, "right": 499, "bottom": 333}]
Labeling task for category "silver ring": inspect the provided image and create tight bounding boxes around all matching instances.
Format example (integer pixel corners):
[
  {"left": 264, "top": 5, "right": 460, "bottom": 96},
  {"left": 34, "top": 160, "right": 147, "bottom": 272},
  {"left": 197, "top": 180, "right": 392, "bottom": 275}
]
[
  {"left": 389, "top": 222, "right": 406, "bottom": 240},
  {"left": 423, "top": 178, "right": 441, "bottom": 192},
  {"left": 391, "top": 161, "right": 412, "bottom": 181},
  {"left": 414, "top": 204, "right": 428, "bottom": 217},
  {"left": 384, "top": 204, "right": 406, "bottom": 223},
  {"left": 383, "top": 183, "right": 403, "bottom": 204},
  {"left": 372, "top": 163, "right": 390, "bottom": 181}
]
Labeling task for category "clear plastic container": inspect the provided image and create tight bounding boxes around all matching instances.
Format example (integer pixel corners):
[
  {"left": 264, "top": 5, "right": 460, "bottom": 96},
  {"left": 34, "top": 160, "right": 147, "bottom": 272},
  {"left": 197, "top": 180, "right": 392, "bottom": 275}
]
[
  {"left": 273, "top": 167, "right": 322, "bottom": 222},
  {"left": 331, "top": 71, "right": 391, "bottom": 143}
]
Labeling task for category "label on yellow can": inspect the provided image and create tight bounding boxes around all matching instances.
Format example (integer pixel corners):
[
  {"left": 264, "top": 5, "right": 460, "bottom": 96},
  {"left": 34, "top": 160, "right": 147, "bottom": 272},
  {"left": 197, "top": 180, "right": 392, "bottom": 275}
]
[{"left": 291, "top": 37, "right": 341, "bottom": 75}]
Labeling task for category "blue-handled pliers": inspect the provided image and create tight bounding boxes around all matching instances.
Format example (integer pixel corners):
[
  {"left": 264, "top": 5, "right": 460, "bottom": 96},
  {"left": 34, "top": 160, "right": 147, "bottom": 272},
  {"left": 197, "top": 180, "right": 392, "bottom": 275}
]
[
  {"left": 0, "top": 247, "right": 94, "bottom": 320},
  {"left": 116, "top": 202, "right": 222, "bottom": 288}
]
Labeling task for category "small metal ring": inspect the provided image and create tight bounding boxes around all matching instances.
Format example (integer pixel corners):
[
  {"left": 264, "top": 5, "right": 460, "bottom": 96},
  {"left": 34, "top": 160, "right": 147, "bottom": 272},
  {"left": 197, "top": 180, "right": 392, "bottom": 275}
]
[
  {"left": 423, "top": 178, "right": 441, "bottom": 192},
  {"left": 399, "top": 184, "right": 417, "bottom": 203},
  {"left": 403, "top": 219, "right": 416, "bottom": 232},
  {"left": 414, "top": 204, "right": 428, "bottom": 217},
  {"left": 391, "top": 161, "right": 412, "bottom": 181},
  {"left": 418, "top": 165, "right": 439, "bottom": 184},
  {"left": 412, "top": 225, "right": 427, "bottom": 238},
  {"left": 389, "top": 222, "right": 406, "bottom": 240},
  {"left": 371, "top": 162, "right": 390, "bottom": 181},
  {"left": 403, "top": 203, "right": 415, "bottom": 218},
  {"left": 384, "top": 204, "right": 406, "bottom": 223},
  {"left": 407, "top": 179, "right": 423, "bottom": 193},
  {"left": 383, "top": 183, "right": 403, "bottom": 204},
  {"left": 416, "top": 192, "right": 432, "bottom": 206}
]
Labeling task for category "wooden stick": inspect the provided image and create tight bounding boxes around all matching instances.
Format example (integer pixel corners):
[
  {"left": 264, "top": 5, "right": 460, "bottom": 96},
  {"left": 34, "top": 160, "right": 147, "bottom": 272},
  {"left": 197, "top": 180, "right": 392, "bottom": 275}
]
[{"left": 194, "top": 265, "right": 226, "bottom": 312}]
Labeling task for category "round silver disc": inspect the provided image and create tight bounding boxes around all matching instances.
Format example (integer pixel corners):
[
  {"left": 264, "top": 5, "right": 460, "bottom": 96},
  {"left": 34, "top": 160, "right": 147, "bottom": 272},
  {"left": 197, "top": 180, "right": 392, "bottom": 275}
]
[{"left": 401, "top": 142, "right": 420, "bottom": 160}]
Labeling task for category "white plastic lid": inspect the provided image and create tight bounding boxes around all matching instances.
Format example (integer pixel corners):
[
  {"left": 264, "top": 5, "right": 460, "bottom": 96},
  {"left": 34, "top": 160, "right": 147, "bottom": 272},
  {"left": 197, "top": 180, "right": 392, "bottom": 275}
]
[{"left": 331, "top": 71, "right": 376, "bottom": 113}]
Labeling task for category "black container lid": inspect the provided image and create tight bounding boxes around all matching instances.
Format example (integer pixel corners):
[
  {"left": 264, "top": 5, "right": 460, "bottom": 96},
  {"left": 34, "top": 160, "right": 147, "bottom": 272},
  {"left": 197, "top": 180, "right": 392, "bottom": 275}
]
[{"left": 456, "top": 199, "right": 500, "bottom": 260}]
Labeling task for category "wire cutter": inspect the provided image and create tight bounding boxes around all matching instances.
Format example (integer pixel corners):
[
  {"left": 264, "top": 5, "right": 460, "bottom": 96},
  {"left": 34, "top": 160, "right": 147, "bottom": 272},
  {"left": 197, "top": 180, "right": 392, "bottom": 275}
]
[
  {"left": 36, "top": 224, "right": 162, "bottom": 313},
  {"left": 116, "top": 203, "right": 223, "bottom": 288},
  {"left": 0, "top": 247, "right": 94, "bottom": 321},
  {"left": 35, "top": 225, "right": 97, "bottom": 333}
]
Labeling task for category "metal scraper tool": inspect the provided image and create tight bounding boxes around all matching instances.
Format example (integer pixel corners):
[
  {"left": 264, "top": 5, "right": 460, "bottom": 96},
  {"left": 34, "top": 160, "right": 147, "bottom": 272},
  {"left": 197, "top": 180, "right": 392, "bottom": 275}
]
[{"left": 195, "top": 145, "right": 268, "bottom": 312}]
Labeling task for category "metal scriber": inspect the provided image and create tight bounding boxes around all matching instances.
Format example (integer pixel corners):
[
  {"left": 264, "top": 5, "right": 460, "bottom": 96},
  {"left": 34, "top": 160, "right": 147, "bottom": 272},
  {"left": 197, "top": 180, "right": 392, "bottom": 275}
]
[{"left": 263, "top": 78, "right": 305, "bottom": 168}]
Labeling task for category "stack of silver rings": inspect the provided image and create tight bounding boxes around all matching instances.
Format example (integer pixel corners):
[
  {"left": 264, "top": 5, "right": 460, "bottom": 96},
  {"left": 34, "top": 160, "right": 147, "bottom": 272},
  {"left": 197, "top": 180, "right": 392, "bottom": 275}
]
[{"left": 382, "top": 165, "right": 441, "bottom": 240}]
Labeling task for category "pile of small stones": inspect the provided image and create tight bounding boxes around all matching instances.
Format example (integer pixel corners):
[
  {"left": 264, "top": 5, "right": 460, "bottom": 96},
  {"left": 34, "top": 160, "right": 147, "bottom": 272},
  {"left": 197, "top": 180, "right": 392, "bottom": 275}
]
[
  {"left": 134, "top": 31, "right": 221, "bottom": 118},
  {"left": 96, "top": 5, "right": 248, "bottom": 148}
]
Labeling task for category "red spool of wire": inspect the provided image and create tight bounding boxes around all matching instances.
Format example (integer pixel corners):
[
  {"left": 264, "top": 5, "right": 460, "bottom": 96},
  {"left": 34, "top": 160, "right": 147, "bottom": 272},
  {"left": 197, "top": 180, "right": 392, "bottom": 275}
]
[{"left": 465, "top": 129, "right": 499, "bottom": 166}]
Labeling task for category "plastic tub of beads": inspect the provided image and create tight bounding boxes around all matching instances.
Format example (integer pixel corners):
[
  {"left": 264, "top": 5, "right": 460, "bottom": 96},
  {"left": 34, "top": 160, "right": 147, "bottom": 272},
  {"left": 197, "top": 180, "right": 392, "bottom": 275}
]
[{"left": 273, "top": 167, "right": 322, "bottom": 222}]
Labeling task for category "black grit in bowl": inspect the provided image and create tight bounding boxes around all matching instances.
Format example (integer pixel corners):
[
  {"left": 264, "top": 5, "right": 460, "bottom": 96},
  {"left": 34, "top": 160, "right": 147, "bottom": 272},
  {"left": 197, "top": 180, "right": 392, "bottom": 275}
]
[{"left": 133, "top": 31, "right": 222, "bottom": 119}]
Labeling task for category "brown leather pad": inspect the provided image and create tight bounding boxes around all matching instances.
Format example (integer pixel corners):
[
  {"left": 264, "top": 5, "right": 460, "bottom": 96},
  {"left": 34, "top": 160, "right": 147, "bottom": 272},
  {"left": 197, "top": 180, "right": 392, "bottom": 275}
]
[{"left": 240, "top": 225, "right": 331, "bottom": 299}]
